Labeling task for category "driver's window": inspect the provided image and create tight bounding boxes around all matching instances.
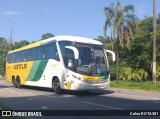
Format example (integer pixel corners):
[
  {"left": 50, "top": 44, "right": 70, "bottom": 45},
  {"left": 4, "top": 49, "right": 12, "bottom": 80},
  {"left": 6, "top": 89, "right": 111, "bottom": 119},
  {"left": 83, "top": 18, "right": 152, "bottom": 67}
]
[{"left": 65, "top": 49, "right": 75, "bottom": 71}]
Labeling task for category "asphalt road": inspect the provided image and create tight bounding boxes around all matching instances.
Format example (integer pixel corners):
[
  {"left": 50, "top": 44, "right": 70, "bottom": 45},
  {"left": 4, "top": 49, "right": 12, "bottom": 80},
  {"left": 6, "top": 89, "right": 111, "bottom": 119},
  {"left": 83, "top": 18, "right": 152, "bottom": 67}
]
[{"left": 0, "top": 80, "right": 160, "bottom": 119}]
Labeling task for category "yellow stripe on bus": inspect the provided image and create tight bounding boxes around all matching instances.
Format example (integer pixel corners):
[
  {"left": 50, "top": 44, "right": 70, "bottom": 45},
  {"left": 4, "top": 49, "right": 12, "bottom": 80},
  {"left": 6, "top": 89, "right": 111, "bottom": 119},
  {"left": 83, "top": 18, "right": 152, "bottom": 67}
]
[
  {"left": 8, "top": 42, "right": 42, "bottom": 53},
  {"left": 6, "top": 61, "right": 34, "bottom": 84},
  {"left": 81, "top": 75, "right": 99, "bottom": 81}
]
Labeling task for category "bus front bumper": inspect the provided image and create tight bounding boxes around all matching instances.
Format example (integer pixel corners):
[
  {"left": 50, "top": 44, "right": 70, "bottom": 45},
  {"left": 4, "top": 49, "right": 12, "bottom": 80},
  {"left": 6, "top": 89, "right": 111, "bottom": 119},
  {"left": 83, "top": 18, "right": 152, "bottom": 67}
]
[{"left": 74, "top": 79, "right": 110, "bottom": 91}]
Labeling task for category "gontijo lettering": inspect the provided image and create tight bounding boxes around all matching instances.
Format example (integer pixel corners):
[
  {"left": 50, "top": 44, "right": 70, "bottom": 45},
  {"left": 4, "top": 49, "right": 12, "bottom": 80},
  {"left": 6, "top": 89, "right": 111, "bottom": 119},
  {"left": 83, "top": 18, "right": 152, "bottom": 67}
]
[{"left": 13, "top": 64, "right": 27, "bottom": 69}]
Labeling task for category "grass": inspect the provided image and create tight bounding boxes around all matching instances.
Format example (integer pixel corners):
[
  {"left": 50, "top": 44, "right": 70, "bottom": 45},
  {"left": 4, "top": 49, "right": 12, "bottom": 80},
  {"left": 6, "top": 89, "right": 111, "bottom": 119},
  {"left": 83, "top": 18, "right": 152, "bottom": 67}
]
[
  {"left": 0, "top": 75, "right": 5, "bottom": 80},
  {"left": 0, "top": 103, "right": 10, "bottom": 110},
  {"left": 111, "top": 80, "right": 160, "bottom": 92},
  {"left": 0, "top": 103, "right": 25, "bottom": 119}
]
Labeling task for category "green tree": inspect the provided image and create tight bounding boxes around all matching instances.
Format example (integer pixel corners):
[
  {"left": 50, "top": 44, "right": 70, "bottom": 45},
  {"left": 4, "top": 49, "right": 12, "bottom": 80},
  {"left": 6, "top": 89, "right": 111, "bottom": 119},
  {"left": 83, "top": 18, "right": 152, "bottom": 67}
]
[
  {"left": 0, "top": 37, "right": 9, "bottom": 76},
  {"left": 95, "top": 36, "right": 112, "bottom": 49},
  {"left": 120, "top": 15, "right": 160, "bottom": 80},
  {"left": 104, "top": 2, "right": 137, "bottom": 83},
  {"left": 13, "top": 40, "right": 30, "bottom": 50},
  {"left": 40, "top": 33, "right": 55, "bottom": 41},
  {"left": 30, "top": 41, "right": 36, "bottom": 44}
]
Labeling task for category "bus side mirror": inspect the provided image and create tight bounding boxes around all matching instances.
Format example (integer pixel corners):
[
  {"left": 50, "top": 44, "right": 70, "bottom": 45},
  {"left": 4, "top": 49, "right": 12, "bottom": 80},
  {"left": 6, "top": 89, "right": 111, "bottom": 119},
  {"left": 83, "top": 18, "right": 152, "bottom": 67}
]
[{"left": 106, "top": 50, "right": 116, "bottom": 61}]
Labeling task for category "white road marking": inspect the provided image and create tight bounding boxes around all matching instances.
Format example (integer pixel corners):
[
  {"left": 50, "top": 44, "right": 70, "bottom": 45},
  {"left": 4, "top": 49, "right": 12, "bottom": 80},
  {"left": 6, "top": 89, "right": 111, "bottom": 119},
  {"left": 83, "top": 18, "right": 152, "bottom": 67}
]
[
  {"left": 41, "top": 106, "right": 48, "bottom": 109},
  {"left": 154, "top": 100, "right": 160, "bottom": 104},
  {"left": 81, "top": 101, "right": 123, "bottom": 110},
  {"left": 48, "top": 95, "right": 56, "bottom": 98},
  {"left": 27, "top": 98, "right": 33, "bottom": 101},
  {"left": 48, "top": 95, "right": 75, "bottom": 99},
  {"left": 47, "top": 95, "right": 62, "bottom": 98}
]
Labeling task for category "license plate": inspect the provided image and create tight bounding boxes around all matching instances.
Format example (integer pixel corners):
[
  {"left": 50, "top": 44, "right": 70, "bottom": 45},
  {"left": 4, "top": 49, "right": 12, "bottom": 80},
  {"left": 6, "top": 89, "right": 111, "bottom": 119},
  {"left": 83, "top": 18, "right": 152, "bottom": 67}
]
[{"left": 95, "top": 85, "right": 100, "bottom": 88}]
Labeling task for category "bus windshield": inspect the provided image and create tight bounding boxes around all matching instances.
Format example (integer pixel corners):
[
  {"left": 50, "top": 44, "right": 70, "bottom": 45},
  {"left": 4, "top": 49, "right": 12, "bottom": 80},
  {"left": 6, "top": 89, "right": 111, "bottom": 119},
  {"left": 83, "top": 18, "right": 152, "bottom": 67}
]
[{"left": 58, "top": 41, "right": 109, "bottom": 76}]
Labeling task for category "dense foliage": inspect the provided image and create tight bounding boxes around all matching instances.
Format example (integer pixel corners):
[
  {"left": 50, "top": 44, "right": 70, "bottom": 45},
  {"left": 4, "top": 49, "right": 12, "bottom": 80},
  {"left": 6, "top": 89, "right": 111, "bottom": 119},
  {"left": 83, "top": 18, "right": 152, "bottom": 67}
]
[
  {"left": 96, "top": 15, "right": 160, "bottom": 81},
  {"left": 0, "top": 37, "right": 9, "bottom": 76},
  {"left": 119, "top": 16, "right": 160, "bottom": 80}
]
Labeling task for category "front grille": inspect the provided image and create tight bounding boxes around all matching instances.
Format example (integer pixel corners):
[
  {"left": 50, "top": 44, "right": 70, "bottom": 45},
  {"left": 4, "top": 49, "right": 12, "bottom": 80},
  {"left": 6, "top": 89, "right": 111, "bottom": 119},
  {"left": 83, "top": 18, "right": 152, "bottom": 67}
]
[{"left": 84, "top": 79, "right": 108, "bottom": 84}]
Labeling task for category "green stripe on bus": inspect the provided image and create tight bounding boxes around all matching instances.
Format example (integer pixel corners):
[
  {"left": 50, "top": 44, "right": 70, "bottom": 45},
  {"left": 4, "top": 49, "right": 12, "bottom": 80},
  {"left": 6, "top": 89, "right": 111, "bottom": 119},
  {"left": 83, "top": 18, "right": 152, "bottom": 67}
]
[
  {"left": 32, "top": 60, "right": 48, "bottom": 81},
  {"left": 27, "top": 60, "right": 48, "bottom": 81},
  {"left": 98, "top": 75, "right": 109, "bottom": 80},
  {"left": 27, "top": 61, "right": 41, "bottom": 81}
]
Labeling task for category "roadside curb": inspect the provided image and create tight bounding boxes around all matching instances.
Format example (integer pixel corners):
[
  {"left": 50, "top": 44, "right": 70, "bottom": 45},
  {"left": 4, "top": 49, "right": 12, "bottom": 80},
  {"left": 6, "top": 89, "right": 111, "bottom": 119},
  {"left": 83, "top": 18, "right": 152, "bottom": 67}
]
[{"left": 110, "top": 87, "right": 160, "bottom": 94}]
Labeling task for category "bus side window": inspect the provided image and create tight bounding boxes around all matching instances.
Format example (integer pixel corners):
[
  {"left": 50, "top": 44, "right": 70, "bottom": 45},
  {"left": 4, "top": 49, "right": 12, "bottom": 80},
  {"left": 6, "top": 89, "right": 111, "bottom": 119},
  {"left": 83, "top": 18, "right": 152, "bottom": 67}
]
[
  {"left": 28, "top": 49, "right": 31, "bottom": 61},
  {"left": 21, "top": 51, "right": 25, "bottom": 62},
  {"left": 12, "top": 53, "right": 15, "bottom": 63},
  {"left": 46, "top": 43, "right": 59, "bottom": 61},
  {"left": 24, "top": 50, "right": 28, "bottom": 61},
  {"left": 17, "top": 52, "right": 20, "bottom": 62},
  {"left": 15, "top": 53, "right": 17, "bottom": 62},
  {"left": 7, "top": 54, "right": 12, "bottom": 63},
  {"left": 54, "top": 43, "right": 59, "bottom": 61},
  {"left": 19, "top": 51, "right": 22, "bottom": 62},
  {"left": 42, "top": 46, "right": 46, "bottom": 59},
  {"left": 37, "top": 46, "right": 43, "bottom": 60},
  {"left": 30, "top": 48, "right": 36, "bottom": 60},
  {"left": 47, "top": 44, "right": 52, "bottom": 59}
]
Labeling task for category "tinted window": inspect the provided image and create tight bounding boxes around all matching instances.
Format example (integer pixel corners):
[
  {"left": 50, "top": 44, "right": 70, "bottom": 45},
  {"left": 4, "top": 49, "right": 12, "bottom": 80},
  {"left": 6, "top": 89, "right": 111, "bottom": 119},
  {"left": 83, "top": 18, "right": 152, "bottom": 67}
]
[
  {"left": 29, "top": 48, "right": 37, "bottom": 60},
  {"left": 24, "top": 50, "right": 28, "bottom": 61},
  {"left": 12, "top": 53, "right": 16, "bottom": 63},
  {"left": 36, "top": 47, "right": 43, "bottom": 60},
  {"left": 42, "top": 46, "right": 46, "bottom": 59},
  {"left": 7, "top": 54, "right": 12, "bottom": 63},
  {"left": 46, "top": 43, "right": 59, "bottom": 61},
  {"left": 7, "top": 42, "right": 59, "bottom": 63}
]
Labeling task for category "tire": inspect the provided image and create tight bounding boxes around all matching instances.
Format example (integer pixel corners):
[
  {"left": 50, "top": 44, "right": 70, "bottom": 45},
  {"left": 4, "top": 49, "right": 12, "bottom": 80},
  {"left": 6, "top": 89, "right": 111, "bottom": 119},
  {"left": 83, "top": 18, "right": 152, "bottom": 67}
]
[
  {"left": 53, "top": 78, "right": 62, "bottom": 94},
  {"left": 12, "top": 77, "right": 17, "bottom": 88},
  {"left": 16, "top": 77, "right": 21, "bottom": 89}
]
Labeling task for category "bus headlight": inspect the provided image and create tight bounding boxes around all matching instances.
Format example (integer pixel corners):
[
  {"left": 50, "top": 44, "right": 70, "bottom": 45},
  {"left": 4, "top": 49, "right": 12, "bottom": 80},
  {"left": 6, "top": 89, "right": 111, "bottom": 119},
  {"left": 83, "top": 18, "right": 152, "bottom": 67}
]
[{"left": 72, "top": 74, "right": 83, "bottom": 80}]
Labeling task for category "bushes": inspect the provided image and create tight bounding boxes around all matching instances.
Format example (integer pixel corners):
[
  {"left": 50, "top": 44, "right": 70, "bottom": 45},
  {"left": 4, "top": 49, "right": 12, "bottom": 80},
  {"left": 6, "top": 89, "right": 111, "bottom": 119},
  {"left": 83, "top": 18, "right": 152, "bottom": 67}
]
[
  {"left": 119, "top": 67, "right": 149, "bottom": 81},
  {"left": 156, "top": 65, "right": 160, "bottom": 81}
]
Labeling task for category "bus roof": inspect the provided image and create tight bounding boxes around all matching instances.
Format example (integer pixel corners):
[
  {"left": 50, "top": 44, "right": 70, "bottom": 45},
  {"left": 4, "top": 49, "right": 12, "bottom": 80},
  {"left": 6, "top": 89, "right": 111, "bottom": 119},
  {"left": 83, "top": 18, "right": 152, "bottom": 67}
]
[
  {"left": 8, "top": 35, "right": 103, "bottom": 54},
  {"left": 55, "top": 35, "right": 102, "bottom": 44}
]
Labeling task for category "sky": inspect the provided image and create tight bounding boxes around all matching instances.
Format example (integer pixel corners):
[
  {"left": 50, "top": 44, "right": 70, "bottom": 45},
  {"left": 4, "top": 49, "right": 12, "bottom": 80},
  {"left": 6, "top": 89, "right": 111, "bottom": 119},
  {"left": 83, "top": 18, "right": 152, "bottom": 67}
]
[{"left": 0, "top": 0, "right": 160, "bottom": 43}]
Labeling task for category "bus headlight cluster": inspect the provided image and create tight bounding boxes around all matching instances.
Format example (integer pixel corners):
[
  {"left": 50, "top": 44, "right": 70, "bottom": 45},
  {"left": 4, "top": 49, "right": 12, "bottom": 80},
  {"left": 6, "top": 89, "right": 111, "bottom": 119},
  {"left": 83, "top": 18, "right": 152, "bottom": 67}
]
[{"left": 72, "top": 74, "right": 83, "bottom": 80}]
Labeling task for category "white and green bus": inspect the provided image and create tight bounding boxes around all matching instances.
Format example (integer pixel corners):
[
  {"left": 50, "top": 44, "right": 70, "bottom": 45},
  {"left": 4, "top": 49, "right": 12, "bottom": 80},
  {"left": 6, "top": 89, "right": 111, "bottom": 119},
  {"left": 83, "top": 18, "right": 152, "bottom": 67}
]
[{"left": 6, "top": 36, "right": 115, "bottom": 93}]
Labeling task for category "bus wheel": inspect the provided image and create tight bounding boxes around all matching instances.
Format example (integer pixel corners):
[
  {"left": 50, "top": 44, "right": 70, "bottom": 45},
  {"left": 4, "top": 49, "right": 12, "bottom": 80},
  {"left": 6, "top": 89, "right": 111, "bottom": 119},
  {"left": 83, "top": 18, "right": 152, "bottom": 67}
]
[
  {"left": 12, "top": 77, "right": 17, "bottom": 88},
  {"left": 16, "top": 77, "right": 21, "bottom": 89},
  {"left": 53, "top": 78, "right": 62, "bottom": 94}
]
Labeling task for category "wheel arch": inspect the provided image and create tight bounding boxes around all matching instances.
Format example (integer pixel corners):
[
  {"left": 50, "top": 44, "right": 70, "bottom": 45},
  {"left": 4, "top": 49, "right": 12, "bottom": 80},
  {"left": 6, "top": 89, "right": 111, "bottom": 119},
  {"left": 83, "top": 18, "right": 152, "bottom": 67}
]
[
  {"left": 12, "top": 75, "right": 15, "bottom": 83},
  {"left": 52, "top": 76, "right": 59, "bottom": 88}
]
